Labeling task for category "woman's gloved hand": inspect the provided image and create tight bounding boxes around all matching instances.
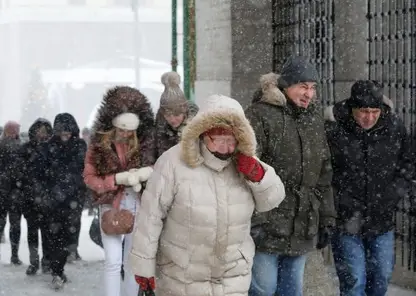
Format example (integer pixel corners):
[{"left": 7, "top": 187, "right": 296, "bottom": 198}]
[
  {"left": 128, "top": 167, "right": 154, "bottom": 185},
  {"left": 235, "top": 153, "right": 265, "bottom": 182},
  {"left": 114, "top": 171, "right": 133, "bottom": 186},
  {"left": 135, "top": 275, "right": 155, "bottom": 292}
]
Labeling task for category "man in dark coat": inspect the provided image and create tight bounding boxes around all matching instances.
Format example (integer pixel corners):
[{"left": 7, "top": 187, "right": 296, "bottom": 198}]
[
  {"left": 0, "top": 121, "right": 23, "bottom": 265},
  {"left": 17, "top": 118, "right": 53, "bottom": 275},
  {"left": 41, "top": 113, "right": 87, "bottom": 290},
  {"left": 245, "top": 56, "right": 336, "bottom": 296},
  {"left": 325, "top": 80, "right": 413, "bottom": 296}
]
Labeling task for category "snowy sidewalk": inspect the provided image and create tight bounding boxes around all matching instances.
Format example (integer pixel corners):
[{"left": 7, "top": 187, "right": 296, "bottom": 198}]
[
  {"left": 1, "top": 211, "right": 415, "bottom": 295},
  {"left": 0, "top": 211, "right": 104, "bottom": 295}
]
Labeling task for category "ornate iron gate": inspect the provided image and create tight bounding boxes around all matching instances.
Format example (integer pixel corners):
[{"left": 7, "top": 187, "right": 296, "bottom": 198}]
[
  {"left": 367, "top": 0, "right": 416, "bottom": 280},
  {"left": 272, "top": 0, "right": 335, "bottom": 107},
  {"left": 368, "top": 0, "right": 415, "bottom": 132}
]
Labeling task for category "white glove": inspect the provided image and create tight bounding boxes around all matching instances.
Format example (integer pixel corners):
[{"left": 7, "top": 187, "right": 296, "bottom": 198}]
[
  {"left": 132, "top": 183, "right": 142, "bottom": 193},
  {"left": 128, "top": 167, "right": 154, "bottom": 184},
  {"left": 115, "top": 171, "right": 132, "bottom": 186}
]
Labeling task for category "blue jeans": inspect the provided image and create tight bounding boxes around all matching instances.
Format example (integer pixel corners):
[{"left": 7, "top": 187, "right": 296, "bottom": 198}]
[
  {"left": 249, "top": 251, "right": 307, "bottom": 296},
  {"left": 331, "top": 231, "right": 394, "bottom": 296}
]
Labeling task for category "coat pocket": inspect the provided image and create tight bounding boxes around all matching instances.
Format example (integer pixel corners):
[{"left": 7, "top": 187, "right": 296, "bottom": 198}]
[
  {"left": 224, "top": 241, "right": 255, "bottom": 277},
  {"left": 266, "top": 207, "right": 295, "bottom": 237}
]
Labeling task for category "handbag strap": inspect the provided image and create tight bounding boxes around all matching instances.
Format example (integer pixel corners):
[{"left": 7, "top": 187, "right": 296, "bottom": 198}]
[{"left": 112, "top": 186, "right": 124, "bottom": 210}]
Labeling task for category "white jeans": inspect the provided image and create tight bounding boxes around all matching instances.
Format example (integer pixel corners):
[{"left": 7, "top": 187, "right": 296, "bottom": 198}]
[{"left": 100, "top": 189, "right": 140, "bottom": 296}]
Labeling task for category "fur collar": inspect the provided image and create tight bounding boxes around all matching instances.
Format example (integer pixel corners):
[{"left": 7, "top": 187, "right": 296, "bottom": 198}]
[{"left": 90, "top": 144, "right": 141, "bottom": 175}]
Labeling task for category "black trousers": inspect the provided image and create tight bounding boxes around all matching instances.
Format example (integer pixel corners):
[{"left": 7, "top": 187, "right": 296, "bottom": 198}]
[
  {"left": 68, "top": 206, "right": 83, "bottom": 254},
  {"left": 0, "top": 203, "right": 22, "bottom": 258},
  {"left": 47, "top": 210, "right": 77, "bottom": 277},
  {"left": 26, "top": 211, "right": 51, "bottom": 267}
]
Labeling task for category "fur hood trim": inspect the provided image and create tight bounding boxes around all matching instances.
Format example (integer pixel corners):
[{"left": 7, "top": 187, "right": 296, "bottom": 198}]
[
  {"left": 180, "top": 95, "right": 256, "bottom": 167},
  {"left": 91, "top": 86, "right": 154, "bottom": 144},
  {"left": 259, "top": 73, "right": 287, "bottom": 106},
  {"left": 324, "top": 95, "right": 394, "bottom": 122}
]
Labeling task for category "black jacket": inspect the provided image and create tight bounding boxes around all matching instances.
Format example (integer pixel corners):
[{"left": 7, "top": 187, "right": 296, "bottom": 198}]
[
  {"left": 0, "top": 136, "right": 21, "bottom": 210},
  {"left": 16, "top": 118, "right": 53, "bottom": 215},
  {"left": 325, "top": 100, "right": 413, "bottom": 236},
  {"left": 42, "top": 113, "right": 87, "bottom": 213}
]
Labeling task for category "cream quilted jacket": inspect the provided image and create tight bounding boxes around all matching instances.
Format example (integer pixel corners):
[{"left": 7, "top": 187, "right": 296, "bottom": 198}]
[{"left": 129, "top": 95, "right": 285, "bottom": 296}]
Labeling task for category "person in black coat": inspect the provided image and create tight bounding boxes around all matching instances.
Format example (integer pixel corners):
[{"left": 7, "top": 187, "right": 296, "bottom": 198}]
[
  {"left": 17, "top": 118, "right": 53, "bottom": 275},
  {"left": 0, "top": 121, "right": 23, "bottom": 265},
  {"left": 325, "top": 80, "right": 414, "bottom": 296},
  {"left": 41, "top": 113, "right": 87, "bottom": 290}
]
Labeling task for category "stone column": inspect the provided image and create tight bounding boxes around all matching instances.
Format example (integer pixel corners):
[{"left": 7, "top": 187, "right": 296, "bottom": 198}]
[
  {"left": 230, "top": 0, "right": 274, "bottom": 108},
  {"left": 333, "top": 0, "right": 369, "bottom": 101},
  {"left": 194, "top": 0, "right": 232, "bottom": 105}
]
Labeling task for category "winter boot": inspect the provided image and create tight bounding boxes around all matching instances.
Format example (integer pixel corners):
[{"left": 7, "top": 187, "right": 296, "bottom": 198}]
[
  {"left": 61, "top": 273, "right": 70, "bottom": 283},
  {"left": 42, "top": 265, "right": 51, "bottom": 274},
  {"left": 51, "top": 276, "right": 65, "bottom": 291},
  {"left": 41, "top": 258, "right": 51, "bottom": 274},
  {"left": 26, "top": 264, "right": 39, "bottom": 276},
  {"left": 11, "top": 256, "right": 22, "bottom": 266}
]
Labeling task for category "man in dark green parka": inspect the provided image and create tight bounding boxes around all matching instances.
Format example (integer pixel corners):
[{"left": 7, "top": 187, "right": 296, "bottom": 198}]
[{"left": 246, "top": 56, "right": 336, "bottom": 296}]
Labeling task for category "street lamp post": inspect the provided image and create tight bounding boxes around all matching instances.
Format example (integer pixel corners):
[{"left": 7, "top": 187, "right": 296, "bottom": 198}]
[
  {"left": 132, "top": 0, "right": 140, "bottom": 89},
  {"left": 183, "top": 0, "right": 196, "bottom": 100},
  {"left": 171, "top": 0, "right": 178, "bottom": 72}
]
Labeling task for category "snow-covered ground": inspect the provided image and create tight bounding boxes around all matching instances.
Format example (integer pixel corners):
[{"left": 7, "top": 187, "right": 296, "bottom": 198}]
[
  {"left": 0, "top": 211, "right": 104, "bottom": 295},
  {"left": 0, "top": 211, "right": 415, "bottom": 295}
]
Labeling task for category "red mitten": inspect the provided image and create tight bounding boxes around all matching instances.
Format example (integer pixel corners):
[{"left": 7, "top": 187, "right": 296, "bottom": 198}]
[
  {"left": 236, "top": 153, "right": 265, "bottom": 182},
  {"left": 135, "top": 275, "right": 156, "bottom": 291}
]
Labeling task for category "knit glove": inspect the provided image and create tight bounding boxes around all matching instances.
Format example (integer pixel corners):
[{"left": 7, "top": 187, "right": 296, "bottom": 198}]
[
  {"left": 135, "top": 275, "right": 155, "bottom": 292},
  {"left": 128, "top": 167, "right": 154, "bottom": 184},
  {"left": 236, "top": 153, "right": 265, "bottom": 182},
  {"left": 115, "top": 171, "right": 132, "bottom": 186}
]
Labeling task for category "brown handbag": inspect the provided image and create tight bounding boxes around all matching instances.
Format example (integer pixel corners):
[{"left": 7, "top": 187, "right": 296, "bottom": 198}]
[{"left": 101, "top": 190, "right": 135, "bottom": 235}]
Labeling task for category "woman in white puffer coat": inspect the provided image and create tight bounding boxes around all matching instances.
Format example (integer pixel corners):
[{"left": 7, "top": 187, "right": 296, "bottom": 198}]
[{"left": 129, "top": 94, "right": 286, "bottom": 296}]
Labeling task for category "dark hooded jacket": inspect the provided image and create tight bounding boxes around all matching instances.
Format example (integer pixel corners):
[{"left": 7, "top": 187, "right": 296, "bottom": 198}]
[
  {"left": 0, "top": 124, "right": 22, "bottom": 210},
  {"left": 324, "top": 98, "right": 413, "bottom": 236},
  {"left": 41, "top": 113, "right": 87, "bottom": 213},
  {"left": 16, "top": 118, "right": 53, "bottom": 216},
  {"left": 154, "top": 101, "right": 198, "bottom": 159},
  {"left": 245, "top": 73, "right": 336, "bottom": 256}
]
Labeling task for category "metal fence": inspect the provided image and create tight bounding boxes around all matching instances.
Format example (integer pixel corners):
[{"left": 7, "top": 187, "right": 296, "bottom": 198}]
[
  {"left": 272, "top": 0, "right": 416, "bottom": 285},
  {"left": 367, "top": 0, "right": 416, "bottom": 133},
  {"left": 272, "top": 0, "right": 335, "bottom": 107}
]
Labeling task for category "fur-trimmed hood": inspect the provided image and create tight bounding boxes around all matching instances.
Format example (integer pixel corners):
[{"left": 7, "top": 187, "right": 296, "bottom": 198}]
[
  {"left": 180, "top": 95, "right": 256, "bottom": 168},
  {"left": 252, "top": 73, "right": 287, "bottom": 106},
  {"left": 323, "top": 96, "right": 394, "bottom": 122},
  {"left": 91, "top": 86, "right": 155, "bottom": 144}
]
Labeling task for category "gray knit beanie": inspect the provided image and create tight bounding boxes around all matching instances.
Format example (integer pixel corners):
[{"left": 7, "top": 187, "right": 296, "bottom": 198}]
[
  {"left": 159, "top": 72, "right": 188, "bottom": 115},
  {"left": 278, "top": 56, "right": 319, "bottom": 88}
]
